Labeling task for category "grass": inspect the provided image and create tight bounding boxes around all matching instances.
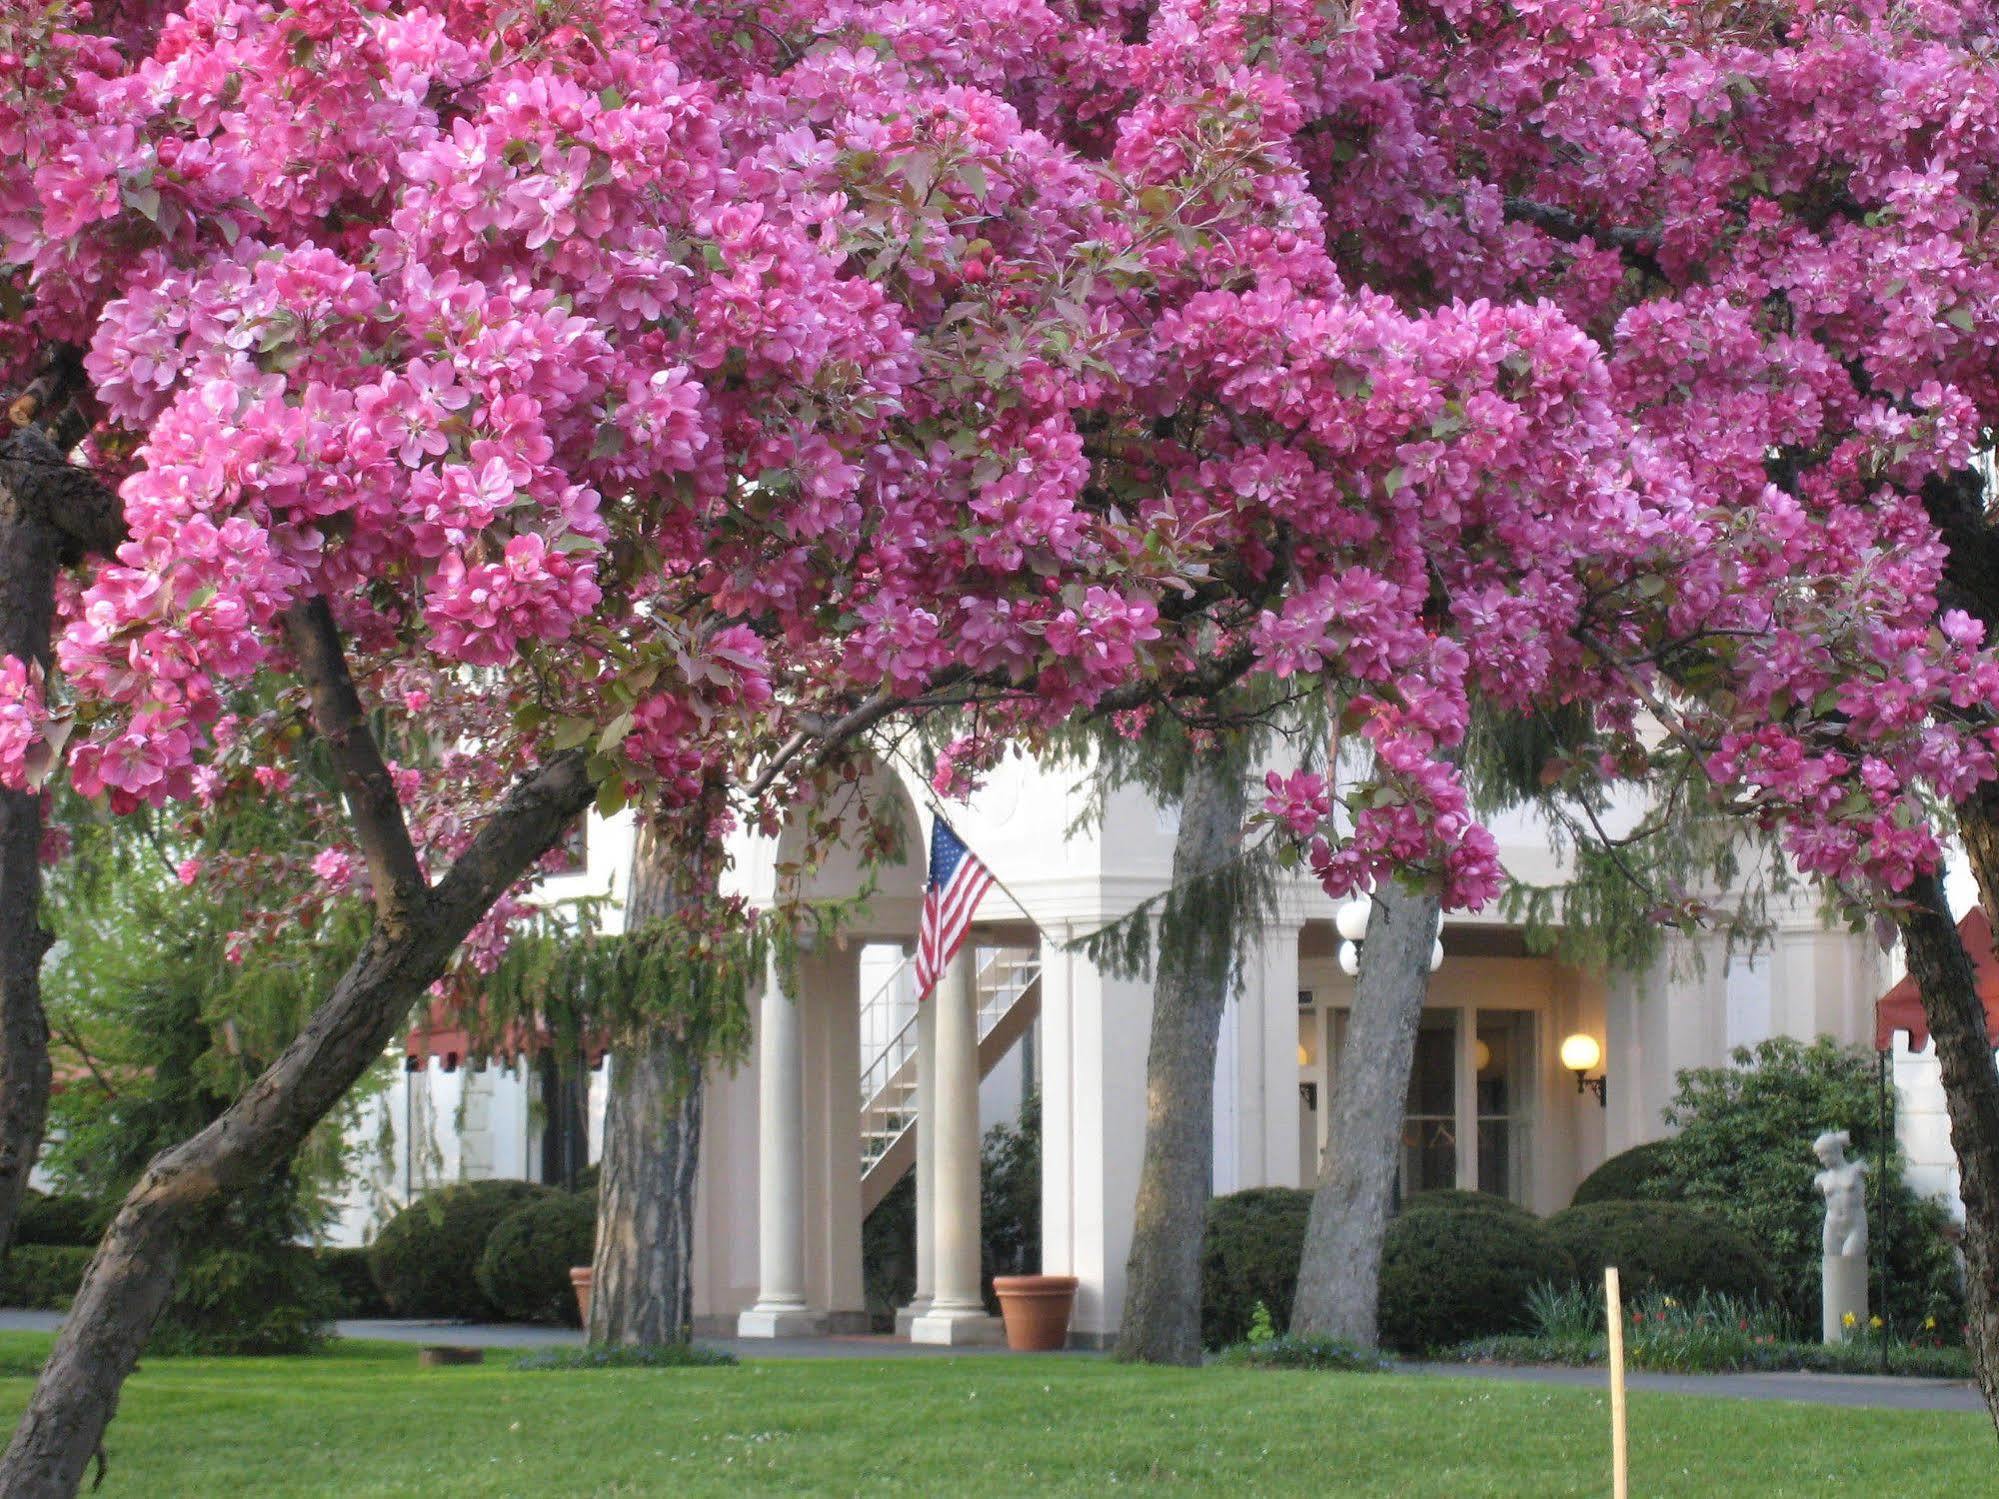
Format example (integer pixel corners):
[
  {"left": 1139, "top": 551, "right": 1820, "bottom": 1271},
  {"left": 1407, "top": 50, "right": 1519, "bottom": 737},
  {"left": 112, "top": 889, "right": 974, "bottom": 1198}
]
[{"left": 0, "top": 1331, "right": 1985, "bottom": 1496}]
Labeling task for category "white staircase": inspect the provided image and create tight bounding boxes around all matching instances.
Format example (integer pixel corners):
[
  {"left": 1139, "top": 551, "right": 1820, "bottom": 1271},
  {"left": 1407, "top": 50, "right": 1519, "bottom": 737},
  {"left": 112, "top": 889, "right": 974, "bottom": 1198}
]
[{"left": 858, "top": 945, "right": 1041, "bottom": 1214}]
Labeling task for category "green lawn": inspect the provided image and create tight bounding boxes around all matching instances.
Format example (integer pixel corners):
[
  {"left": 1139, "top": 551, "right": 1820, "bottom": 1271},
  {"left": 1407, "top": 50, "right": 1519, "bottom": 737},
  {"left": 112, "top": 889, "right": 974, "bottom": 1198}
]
[{"left": 0, "top": 1333, "right": 1982, "bottom": 1496}]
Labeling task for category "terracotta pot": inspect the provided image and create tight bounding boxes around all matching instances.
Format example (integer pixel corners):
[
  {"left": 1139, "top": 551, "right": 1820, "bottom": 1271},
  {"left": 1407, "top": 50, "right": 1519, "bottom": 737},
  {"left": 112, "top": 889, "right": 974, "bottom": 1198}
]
[
  {"left": 569, "top": 1267, "right": 594, "bottom": 1327},
  {"left": 991, "top": 1274, "right": 1079, "bottom": 1352}
]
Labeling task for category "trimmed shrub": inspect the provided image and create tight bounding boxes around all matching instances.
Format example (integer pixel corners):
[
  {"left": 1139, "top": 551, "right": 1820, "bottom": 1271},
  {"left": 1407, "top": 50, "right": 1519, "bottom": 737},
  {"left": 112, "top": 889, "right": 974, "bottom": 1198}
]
[
  {"left": 476, "top": 1193, "right": 596, "bottom": 1325},
  {"left": 1201, "top": 1187, "right": 1313, "bottom": 1349},
  {"left": 14, "top": 1192, "right": 107, "bottom": 1249},
  {"left": 1399, "top": 1189, "right": 1530, "bottom": 1219},
  {"left": 1377, "top": 1206, "right": 1574, "bottom": 1353},
  {"left": 314, "top": 1246, "right": 391, "bottom": 1318},
  {"left": 1570, "top": 1141, "right": 1676, "bottom": 1207},
  {"left": 369, "top": 1181, "right": 556, "bottom": 1319},
  {"left": 1544, "top": 1201, "right": 1775, "bottom": 1306},
  {"left": 146, "top": 1245, "right": 336, "bottom": 1356},
  {"left": 0, "top": 1246, "right": 92, "bottom": 1309}
]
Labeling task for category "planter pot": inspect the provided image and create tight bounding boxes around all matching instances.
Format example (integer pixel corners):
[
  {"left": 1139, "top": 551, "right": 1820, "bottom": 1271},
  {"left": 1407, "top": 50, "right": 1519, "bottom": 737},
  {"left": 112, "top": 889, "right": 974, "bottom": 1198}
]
[
  {"left": 991, "top": 1275, "right": 1079, "bottom": 1352},
  {"left": 570, "top": 1267, "right": 594, "bottom": 1327}
]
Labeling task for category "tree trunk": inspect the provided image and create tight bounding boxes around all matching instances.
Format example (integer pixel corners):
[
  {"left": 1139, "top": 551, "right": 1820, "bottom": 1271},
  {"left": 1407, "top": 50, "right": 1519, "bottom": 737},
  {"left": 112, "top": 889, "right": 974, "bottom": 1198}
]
[
  {"left": 1112, "top": 752, "right": 1247, "bottom": 1365},
  {"left": 0, "top": 740, "right": 592, "bottom": 1497},
  {"left": 586, "top": 822, "right": 706, "bottom": 1345},
  {"left": 0, "top": 430, "right": 122, "bottom": 1262},
  {"left": 1290, "top": 879, "right": 1442, "bottom": 1347},
  {"left": 1896, "top": 871, "right": 1999, "bottom": 1435}
]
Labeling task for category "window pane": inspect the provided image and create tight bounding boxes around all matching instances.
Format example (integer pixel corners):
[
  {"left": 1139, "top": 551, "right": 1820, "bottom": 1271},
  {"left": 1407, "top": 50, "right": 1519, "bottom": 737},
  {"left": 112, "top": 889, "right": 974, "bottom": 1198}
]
[
  {"left": 1405, "top": 1017, "right": 1457, "bottom": 1115},
  {"left": 1474, "top": 1011, "right": 1534, "bottom": 1206}
]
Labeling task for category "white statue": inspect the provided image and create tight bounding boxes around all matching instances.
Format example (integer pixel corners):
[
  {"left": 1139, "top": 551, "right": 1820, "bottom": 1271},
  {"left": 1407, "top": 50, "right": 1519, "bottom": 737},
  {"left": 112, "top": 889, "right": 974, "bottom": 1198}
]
[{"left": 1813, "top": 1129, "right": 1869, "bottom": 1258}]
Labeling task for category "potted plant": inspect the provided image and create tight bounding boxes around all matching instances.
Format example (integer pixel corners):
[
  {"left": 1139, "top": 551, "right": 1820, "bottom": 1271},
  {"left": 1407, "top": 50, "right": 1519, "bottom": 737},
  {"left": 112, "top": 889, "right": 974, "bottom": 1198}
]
[
  {"left": 992, "top": 1274, "right": 1079, "bottom": 1351},
  {"left": 569, "top": 1266, "right": 593, "bottom": 1326}
]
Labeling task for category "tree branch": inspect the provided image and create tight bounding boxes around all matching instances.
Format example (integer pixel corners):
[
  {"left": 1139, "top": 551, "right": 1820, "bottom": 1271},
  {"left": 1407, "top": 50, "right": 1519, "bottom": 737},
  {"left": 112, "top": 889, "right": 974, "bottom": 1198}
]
[{"left": 281, "top": 599, "right": 428, "bottom": 926}]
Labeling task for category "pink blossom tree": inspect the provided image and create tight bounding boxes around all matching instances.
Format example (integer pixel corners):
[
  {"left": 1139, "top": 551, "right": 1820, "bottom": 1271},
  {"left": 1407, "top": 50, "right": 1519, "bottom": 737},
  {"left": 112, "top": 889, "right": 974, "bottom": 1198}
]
[{"left": 10, "top": 0, "right": 1999, "bottom": 1488}]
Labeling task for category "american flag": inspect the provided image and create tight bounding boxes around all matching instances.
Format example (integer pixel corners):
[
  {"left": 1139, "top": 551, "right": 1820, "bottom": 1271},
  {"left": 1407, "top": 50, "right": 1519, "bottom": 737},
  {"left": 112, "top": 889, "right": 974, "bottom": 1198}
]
[{"left": 914, "top": 818, "right": 994, "bottom": 1001}]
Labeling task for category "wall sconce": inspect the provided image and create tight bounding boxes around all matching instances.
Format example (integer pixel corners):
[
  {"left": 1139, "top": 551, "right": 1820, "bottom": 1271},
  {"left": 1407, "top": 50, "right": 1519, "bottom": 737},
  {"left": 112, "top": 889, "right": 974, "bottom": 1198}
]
[{"left": 1560, "top": 1033, "right": 1607, "bottom": 1107}]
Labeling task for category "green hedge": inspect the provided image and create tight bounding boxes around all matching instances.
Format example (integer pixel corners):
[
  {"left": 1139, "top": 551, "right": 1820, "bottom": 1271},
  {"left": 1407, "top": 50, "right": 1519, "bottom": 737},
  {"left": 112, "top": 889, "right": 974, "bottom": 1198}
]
[
  {"left": 1200, "top": 1188, "right": 1313, "bottom": 1349},
  {"left": 1378, "top": 1206, "right": 1574, "bottom": 1353},
  {"left": 1570, "top": 1141, "right": 1675, "bottom": 1207},
  {"left": 476, "top": 1193, "right": 596, "bottom": 1325},
  {"left": 147, "top": 1245, "right": 335, "bottom": 1356},
  {"left": 1544, "top": 1201, "right": 1775, "bottom": 1305},
  {"left": 1400, "top": 1190, "right": 1530, "bottom": 1219},
  {"left": 0, "top": 1246, "right": 92, "bottom": 1308},
  {"left": 14, "top": 1192, "right": 107, "bottom": 1248},
  {"left": 313, "top": 1246, "right": 391, "bottom": 1318},
  {"left": 369, "top": 1181, "right": 556, "bottom": 1319}
]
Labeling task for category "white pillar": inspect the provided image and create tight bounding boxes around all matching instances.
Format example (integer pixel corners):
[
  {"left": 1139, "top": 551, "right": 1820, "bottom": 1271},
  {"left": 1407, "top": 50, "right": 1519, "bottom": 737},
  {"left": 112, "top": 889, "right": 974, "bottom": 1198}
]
[
  {"left": 738, "top": 961, "right": 827, "bottom": 1337},
  {"left": 894, "top": 982, "right": 937, "bottom": 1336},
  {"left": 1037, "top": 925, "right": 1153, "bottom": 1348},
  {"left": 910, "top": 948, "right": 1002, "bottom": 1345}
]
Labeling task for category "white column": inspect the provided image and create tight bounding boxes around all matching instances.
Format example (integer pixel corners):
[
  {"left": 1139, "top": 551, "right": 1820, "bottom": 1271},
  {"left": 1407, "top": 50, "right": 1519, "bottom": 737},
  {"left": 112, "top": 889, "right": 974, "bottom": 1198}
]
[
  {"left": 894, "top": 981, "right": 937, "bottom": 1335},
  {"left": 1037, "top": 925, "right": 1154, "bottom": 1348},
  {"left": 1218, "top": 919, "right": 1302, "bottom": 1191},
  {"left": 738, "top": 960, "right": 827, "bottom": 1337},
  {"left": 910, "top": 948, "right": 1002, "bottom": 1345}
]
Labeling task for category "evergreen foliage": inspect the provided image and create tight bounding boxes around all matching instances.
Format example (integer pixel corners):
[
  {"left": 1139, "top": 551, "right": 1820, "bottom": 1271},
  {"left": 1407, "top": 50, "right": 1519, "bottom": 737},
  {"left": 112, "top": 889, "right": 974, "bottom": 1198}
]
[
  {"left": 1543, "top": 1201, "right": 1775, "bottom": 1306},
  {"left": 0, "top": 1248, "right": 92, "bottom": 1310},
  {"left": 37, "top": 779, "right": 378, "bottom": 1354},
  {"left": 1199, "top": 1187, "right": 1314, "bottom": 1350},
  {"left": 1398, "top": 1189, "right": 1531, "bottom": 1220},
  {"left": 368, "top": 1181, "right": 556, "bottom": 1320},
  {"left": 1376, "top": 1206, "right": 1575, "bottom": 1353},
  {"left": 475, "top": 1193, "right": 596, "bottom": 1326},
  {"left": 12, "top": 1193, "right": 107, "bottom": 1249},
  {"left": 1570, "top": 1141, "right": 1677, "bottom": 1207},
  {"left": 1654, "top": 1037, "right": 1963, "bottom": 1333}
]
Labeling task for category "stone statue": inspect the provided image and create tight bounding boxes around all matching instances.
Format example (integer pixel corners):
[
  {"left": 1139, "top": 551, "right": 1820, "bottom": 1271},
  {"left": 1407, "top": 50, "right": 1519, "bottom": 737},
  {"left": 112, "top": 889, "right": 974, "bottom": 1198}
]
[
  {"left": 1813, "top": 1129, "right": 1869, "bottom": 1258},
  {"left": 1814, "top": 1129, "right": 1869, "bottom": 1342}
]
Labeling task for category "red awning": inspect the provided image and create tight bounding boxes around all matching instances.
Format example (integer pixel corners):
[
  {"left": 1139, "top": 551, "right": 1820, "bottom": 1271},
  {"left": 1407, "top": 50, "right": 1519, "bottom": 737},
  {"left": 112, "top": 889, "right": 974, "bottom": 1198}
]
[
  {"left": 404, "top": 999, "right": 607, "bottom": 1072},
  {"left": 1875, "top": 907, "right": 1999, "bottom": 1052}
]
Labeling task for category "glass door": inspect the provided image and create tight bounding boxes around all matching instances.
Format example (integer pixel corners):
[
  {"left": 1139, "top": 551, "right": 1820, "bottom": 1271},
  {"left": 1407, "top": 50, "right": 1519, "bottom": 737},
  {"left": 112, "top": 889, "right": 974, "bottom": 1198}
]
[{"left": 1397, "top": 1012, "right": 1458, "bottom": 1203}]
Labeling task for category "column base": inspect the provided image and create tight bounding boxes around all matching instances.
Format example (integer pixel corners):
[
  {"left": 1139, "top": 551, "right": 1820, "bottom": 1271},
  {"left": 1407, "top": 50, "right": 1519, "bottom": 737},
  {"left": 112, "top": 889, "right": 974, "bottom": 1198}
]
[
  {"left": 908, "top": 1303, "right": 1005, "bottom": 1346},
  {"left": 893, "top": 1298, "right": 933, "bottom": 1339},
  {"left": 736, "top": 1304, "right": 829, "bottom": 1339}
]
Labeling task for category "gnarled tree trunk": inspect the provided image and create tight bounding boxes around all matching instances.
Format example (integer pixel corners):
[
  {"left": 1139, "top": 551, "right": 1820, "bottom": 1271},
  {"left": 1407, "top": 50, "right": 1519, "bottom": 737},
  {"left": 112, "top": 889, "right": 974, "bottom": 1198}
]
[
  {"left": 0, "top": 427, "right": 122, "bottom": 1260},
  {"left": 1897, "top": 871, "right": 1999, "bottom": 1434},
  {"left": 1113, "top": 752, "right": 1247, "bottom": 1364},
  {"left": 1289, "top": 879, "right": 1441, "bottom": 1346},
  {"left": 587, "top": 822, "right": 707, "bottom": 1345},
  {"left": 0, "top": 604, "right": 592, "bottom": 1499}
]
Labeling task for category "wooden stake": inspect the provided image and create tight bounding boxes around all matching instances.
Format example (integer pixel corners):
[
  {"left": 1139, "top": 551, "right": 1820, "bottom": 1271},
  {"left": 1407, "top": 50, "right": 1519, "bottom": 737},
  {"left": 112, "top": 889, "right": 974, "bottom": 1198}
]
[{"left": 1605, "top": 1266, "right": 1628, "bottom": 1499}]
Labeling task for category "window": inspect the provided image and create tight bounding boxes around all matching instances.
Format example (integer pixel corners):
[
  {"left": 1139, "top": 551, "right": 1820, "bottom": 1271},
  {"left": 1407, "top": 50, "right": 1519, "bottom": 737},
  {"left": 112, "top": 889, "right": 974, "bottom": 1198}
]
[
  {"left": 1475, "top": 1011, "right": 1534, "bottom": 1204},
  {"left": 1398, "top": 1014, "right": 1459, "bottom": 1199}
]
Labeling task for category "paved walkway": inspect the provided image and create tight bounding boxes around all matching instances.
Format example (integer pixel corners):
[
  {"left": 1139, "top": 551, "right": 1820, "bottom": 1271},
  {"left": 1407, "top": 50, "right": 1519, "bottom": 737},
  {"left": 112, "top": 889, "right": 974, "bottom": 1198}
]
[
  {"left": 1402, "top": 1359, "right": 1985, "bottom": 1414},
  {"left": 0, "top": 1311, "right": 1981, "bottom": 1409}
]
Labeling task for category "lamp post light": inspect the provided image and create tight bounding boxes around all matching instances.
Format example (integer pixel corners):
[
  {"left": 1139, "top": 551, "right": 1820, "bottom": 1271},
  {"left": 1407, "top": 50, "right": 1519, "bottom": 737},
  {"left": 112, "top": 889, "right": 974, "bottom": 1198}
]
[
  {"left": 1560, "top": 1032, "right": 1608, "bottom": 1107},
  {"left": 1335, "top": 894, "right": 1443, "bottom": 978}
]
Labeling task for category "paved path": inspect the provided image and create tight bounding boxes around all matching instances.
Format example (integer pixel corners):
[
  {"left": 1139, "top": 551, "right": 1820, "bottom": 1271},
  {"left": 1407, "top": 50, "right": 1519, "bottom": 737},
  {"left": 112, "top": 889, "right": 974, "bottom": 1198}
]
[
  {"left": 0, "top": 1311, "right": 1981, "bottom": 1409},
  {"left": 1401, "top": 1359, "right": 1985, "bottom": 1414}
]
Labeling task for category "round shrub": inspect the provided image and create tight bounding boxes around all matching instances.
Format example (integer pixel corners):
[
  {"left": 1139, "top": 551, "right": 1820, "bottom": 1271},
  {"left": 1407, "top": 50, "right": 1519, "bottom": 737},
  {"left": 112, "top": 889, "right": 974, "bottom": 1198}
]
[
  {"left": 1571, "top": 1141, "right": 1676, "bottom": 1207},
  {"left": 476, "top": 1192, "right": 597, "bottom": 1325},
  {"left": 15, "top": 1191, "right": 107, "bottom": 1248},
  {"left": 368, "top": 1180, "right": 555, "bottom": 1319},
  {"left": 1201, "top": 1187, "right": 1312, "bottom": 1349},
  {"left": 1544, "top": 1201, "right": 1776, "bottom": 1306},
  {"left": 1378, "top": 1206, "right": 1574, "bottom": 1353},
  {"left": 1399, "top": 1189, "right": 1530, "bottom": 1219},
  {"left": 313, "top": 1246, "right": 392, "bottom": 1318}
]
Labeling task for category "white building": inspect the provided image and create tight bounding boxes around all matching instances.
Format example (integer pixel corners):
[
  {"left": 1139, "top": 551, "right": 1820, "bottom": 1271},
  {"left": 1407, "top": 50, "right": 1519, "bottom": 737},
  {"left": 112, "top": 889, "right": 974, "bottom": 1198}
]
[{"left": 337, "top": 749, "right": 1979, "bottom": 1346}]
